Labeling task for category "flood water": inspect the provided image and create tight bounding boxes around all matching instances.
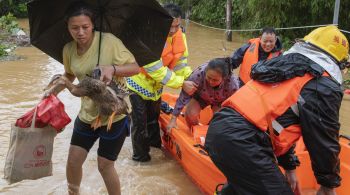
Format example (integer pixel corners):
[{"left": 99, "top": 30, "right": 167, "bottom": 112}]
[{"left": 0, "top": 19, "right": 349, "bottom": 195}]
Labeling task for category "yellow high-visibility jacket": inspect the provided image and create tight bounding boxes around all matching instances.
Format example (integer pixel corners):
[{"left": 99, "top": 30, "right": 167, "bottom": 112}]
[{"left": 127, "top": 32, "right": 191, "bottom": 101}]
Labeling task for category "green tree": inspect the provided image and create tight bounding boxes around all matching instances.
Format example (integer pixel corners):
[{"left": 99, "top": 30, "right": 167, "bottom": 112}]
[
  {"left": 160, "top": 0, "right": 350, "bottom": 42},
  {"left": 0, "top": 0, "right": 29, "bottom": 18}
]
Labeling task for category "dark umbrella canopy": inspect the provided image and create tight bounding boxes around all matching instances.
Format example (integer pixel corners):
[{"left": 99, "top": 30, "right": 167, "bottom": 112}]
[{"left": 27, "top": 0, "right": 173, "bottom": 66}]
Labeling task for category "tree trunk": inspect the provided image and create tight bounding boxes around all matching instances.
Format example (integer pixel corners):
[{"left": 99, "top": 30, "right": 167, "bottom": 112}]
[{"left": 226, "top": 0, "right": 232, "bottom": 41}]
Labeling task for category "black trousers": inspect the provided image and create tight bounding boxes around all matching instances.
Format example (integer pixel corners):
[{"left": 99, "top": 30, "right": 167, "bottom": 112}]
[
  {"left": 130, "top": 94, "right": 161, "bottom": 158},
  {"left": 205, "top": 108, "right": 293, "bottom": 195}
]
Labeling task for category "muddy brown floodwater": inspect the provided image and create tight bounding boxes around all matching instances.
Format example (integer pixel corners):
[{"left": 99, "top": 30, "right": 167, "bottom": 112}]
[{"left": 0, "top": 19, "right": 349, "bottom": 195}]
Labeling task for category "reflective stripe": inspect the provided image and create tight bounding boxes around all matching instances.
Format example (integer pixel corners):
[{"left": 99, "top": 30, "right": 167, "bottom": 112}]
[
  {"left": 298, "top": 95, "right": 305, "bottom": 105},
  {"left": 157, "top": 87, "right": 163, "bottom": 95},
  {"left": 272, "top": 120, "right": 284, "bottom": 134},
  {"left": 161, "top": 69, "right": 172, "bottom": 85},
  {"left": 271, "top": 95, "right": 306, "bottom": 135},
  {"left": 173, "top": 63, "right": 188, "bottom": 71},
  {"left": 290, "top": 95, "right": 305, "bottom": 117},
  {"left": 144, "top": 61, "right": 163, "bottom": 73},
  {"left": 126, "top": 78, "right": 155, "bottom": 98},
  {"left": 290, "top": 104, "right": 299, "bottom": 117},
  {"left": 179, "top": 56, "right": 187, "bottom": 61}
]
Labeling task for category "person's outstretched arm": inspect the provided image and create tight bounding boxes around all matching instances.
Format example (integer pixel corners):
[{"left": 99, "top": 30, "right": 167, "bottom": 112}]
[{"left": 99, "top": 62, "right": 140, "bottom": 84}]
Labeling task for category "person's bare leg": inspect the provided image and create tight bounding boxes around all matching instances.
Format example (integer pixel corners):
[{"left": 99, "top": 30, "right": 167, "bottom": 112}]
[
  {"left": 185, "top": 98, "right": 202, "bottom": 126},
  {"left": 66, "top": 145, "right": 88, "bottom": 195},
  {"left": 97, "top": 156, "right": 121, "bottom": 195}
]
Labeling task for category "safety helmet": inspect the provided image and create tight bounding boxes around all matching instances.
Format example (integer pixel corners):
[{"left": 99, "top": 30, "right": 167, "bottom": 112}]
[{"left": 304, "top": 25, "right": 349, "bottom": 62}]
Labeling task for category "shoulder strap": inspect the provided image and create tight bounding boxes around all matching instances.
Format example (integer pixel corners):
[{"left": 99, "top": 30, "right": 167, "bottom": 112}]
[{"left": 97, "top": 30, "right": 102, "bottom": 66}]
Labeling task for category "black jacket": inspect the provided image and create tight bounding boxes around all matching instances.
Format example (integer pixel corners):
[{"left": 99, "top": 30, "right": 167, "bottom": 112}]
[{"left": 251, "top": 53, "right": 343, "bottom": 188}]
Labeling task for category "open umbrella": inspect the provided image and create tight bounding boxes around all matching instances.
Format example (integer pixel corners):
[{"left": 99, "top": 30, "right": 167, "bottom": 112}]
[{"left": 27, "top": 0, "right": 173, "bottom": 66}]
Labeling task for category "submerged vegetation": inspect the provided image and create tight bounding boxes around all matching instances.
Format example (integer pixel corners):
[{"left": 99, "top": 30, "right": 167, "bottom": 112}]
[
  {"left": 0, "top": 13, "right": 19, "bottom": 58},
  {"left": 0, "top": 0, "right": 29, "bottom": 58},
  {"left": 0, "top": 13, "right": 19, "bottom": 33},
  {"left": 0, "top": 13, "right": 29, "bottom": 60}
]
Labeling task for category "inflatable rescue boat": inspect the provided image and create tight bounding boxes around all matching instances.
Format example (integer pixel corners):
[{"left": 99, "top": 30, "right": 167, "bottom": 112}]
[{"left": 159, "top": 93, "right": 350, "bottom": 195}]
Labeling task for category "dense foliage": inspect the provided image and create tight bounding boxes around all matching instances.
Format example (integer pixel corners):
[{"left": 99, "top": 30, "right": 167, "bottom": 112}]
[
  {"left": 0, "top": 13, "right": 19, "bottom": 33},
  {"left": 0, "top": 13, "right": 20, "bottom": 58},
  {"left": 160, "top": 0, "right": 350, "bottom": 43},
  {"left": 0, "top": 0, "right": 29, "bottom": 18},
  {"left": 0, "top": 44, "right": 7, "bottom": 57},
  {"left": 160, "top": 0, "right": 350, "bottom": 85}
]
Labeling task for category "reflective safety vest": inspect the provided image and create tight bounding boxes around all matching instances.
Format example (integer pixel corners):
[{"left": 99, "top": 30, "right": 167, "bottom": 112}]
[
  {"left": 162, "top": 28, "right": 186, "bottom": 70},
  {"left": 140, "top": 28, "right": 191, "bottom": 79},
  {"left": 166, "top": 28, "right": 191, "bottom": 79},
  {"left": 222, "top": 74, "right": 315, "bottom": 156},
  {"left": 239, "top": 38, "right": 281, "bottom": 84},
  {"left": 127, "top": 60, "right": 184, "bottom": 101},
  {"left": 171, "top": 33, "right": 192, "bottom": 79},
  {"left": 127, "top": 29, "right": 190, "bottom": 101}
]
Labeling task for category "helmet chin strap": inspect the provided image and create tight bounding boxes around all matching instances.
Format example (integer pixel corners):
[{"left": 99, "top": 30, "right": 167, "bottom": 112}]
[
  {"left": 338, "top": 55, "right": 350, "bottom": 70},
  {"left": 338, "top": 61, "right": 347, "bottom": 70}
]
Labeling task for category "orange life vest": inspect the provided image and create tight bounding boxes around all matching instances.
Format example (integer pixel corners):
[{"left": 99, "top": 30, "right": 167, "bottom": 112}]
[
  {"left": 161, "top": 28, "right": 186, "bottom": 70},
  {"left": 239, "top": 38, "right": 281, "bottom": 84},
  {"left": 222, "top": 74, "right": 314, "bottom": 156},
  {"left": 140, "top": 28, "right": 186, "bottom": 76}
]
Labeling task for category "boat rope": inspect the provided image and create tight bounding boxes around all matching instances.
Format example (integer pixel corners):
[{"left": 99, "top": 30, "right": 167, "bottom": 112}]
[
  {"left": 340, "top": 29, "right": 350, "bottom": 34},
  {"left": 189, "top": 20, "right": 348, "bottom": 33}
]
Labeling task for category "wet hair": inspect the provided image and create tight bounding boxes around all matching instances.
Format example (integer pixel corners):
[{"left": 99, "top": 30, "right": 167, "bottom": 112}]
[
  {"left": 261, "top": 27, "right": 277, "bottom": 36},
  {"left": 163, "top": 3, "right": 182, "bottom": 18},
  {"left": 65, "top": 1, "right": 95, "bottom": 24},
  {"left": 205, "top": 57, "right": 232, "bottom": 78}
]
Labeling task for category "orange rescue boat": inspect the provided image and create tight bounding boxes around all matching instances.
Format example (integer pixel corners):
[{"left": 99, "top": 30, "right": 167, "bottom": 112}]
[{"left": 159, "top": 93, "right": 350, "bottom": 195}]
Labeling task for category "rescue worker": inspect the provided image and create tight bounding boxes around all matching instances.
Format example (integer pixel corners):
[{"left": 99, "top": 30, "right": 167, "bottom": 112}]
[
  {"left": 205, "top": 26, "right": 349, "bottom": 195},
  {"left": 230, "top": 27, "right": 282, "bottom": 86},
  {"left": 127, "top": 3, "right": 195, "bottom": 162}
]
